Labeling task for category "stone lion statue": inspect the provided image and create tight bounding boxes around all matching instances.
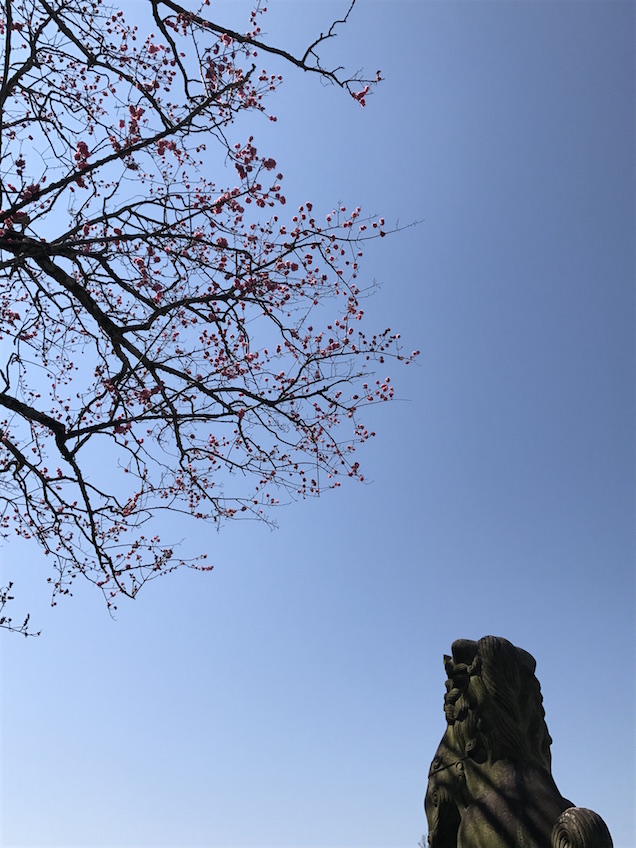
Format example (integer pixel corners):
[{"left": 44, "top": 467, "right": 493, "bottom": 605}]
[{"left": 425, "top": 636, "right": 613, "bottom": 848}]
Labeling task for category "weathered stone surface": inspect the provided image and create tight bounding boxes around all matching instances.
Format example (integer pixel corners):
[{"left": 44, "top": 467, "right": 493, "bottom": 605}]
[{"left": 425, "top": 636, "right": 613, "bottom": 848}]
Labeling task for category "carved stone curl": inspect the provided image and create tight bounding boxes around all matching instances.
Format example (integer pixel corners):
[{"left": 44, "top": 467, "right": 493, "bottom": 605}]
[{"left": 425, "top": 636, "right": 613, "bottom": 848}]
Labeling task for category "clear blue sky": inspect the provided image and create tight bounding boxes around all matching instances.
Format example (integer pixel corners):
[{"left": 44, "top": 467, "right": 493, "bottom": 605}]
[{"left": 1, "top": 2, "right": 634, "bottom": 847}]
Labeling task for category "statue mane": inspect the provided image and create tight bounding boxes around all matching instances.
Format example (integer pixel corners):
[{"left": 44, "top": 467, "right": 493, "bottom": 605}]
[{"left": 442, "top": 635, "right": 553, "bottom": 770}]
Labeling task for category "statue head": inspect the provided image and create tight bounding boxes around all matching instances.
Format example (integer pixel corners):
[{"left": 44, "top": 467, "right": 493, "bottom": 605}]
[
  {"left": 426, "top": 636, "right": 614, "bottom": 848},
  {"left": 442, "top": 635, "right": 553, "bottom": 771}
]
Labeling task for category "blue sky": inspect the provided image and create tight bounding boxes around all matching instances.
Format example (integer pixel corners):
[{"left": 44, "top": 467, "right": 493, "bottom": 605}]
[{"left": 1, "top": 2, "right": 634, "bottom": 847}]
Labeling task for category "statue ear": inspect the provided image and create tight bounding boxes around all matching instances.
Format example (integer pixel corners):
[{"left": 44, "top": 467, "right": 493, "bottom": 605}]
[{"left": 451, "top": 639, "right": 478, "bottom": 664}]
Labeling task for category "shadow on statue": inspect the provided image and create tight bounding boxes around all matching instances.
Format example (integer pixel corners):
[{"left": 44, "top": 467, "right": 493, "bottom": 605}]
[{"left": 425, "top": 636, "right": 613, "bottom": 848}]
